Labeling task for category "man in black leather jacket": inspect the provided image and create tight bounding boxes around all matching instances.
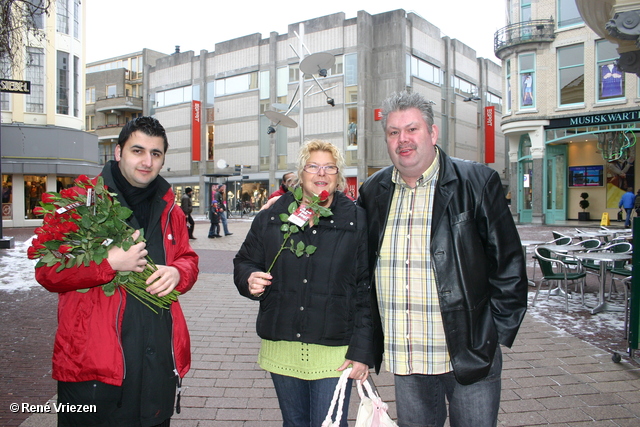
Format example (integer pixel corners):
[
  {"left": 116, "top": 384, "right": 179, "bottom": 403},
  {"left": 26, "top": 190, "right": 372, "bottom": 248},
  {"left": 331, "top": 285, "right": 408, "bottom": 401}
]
[{"left": 358, "top": 91, "right": 527, "bottom": 427}]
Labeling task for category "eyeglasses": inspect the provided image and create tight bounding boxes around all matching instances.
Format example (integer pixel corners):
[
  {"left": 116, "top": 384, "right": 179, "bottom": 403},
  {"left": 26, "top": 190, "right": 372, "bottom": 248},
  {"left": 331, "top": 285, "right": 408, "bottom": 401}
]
[{"left": 303, "top": 164, "right": 339, "bottom": 175}]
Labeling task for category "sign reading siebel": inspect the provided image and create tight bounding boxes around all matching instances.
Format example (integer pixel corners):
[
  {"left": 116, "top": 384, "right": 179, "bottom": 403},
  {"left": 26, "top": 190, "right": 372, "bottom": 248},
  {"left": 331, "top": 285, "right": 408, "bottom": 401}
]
[{"left": 0, "top": 79, "right": 31, "bottom": 94}]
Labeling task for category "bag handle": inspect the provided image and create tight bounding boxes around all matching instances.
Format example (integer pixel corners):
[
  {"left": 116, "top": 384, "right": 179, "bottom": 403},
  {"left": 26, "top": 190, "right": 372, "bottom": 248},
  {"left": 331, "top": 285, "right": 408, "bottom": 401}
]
[
  {"left": 322, "top": 368, "right": 352, "bottom": 427},
  {"left": 356, "top": 377, "right": 389, "bottom": 411}
]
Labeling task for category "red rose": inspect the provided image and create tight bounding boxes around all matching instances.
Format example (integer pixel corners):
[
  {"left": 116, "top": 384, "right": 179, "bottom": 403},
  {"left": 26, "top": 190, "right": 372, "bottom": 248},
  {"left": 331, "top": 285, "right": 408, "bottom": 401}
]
[
  {"left": 27, "top": 245, "right": 40, "bottom": 259},
  {"left": 63, "top": 221, "right": 80, "bottom": 233},
  {"left": 41, "top": 193, "right": 56, "bottom": 203},
  {"left": 32, "top": 206, "right": 45, "bottom": 216},
  {"left": 319, "top": 190, "right": 329, "bottom": 202},
  {"left": 58, "top": 244, "right": 73, "bottom": 254},
  {"left": 75, "top": 175, "right": 92, "bottom": 186},
  {"left": 60, "top": 188, "right": 79, "bottom": 199}
]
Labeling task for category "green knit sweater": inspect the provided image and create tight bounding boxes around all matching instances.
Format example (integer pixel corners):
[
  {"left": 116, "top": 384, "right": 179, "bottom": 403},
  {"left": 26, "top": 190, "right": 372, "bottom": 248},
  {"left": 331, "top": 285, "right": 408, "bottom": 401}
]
[{"left": 258, "top": 339, "right": 349, "bottom": 380}]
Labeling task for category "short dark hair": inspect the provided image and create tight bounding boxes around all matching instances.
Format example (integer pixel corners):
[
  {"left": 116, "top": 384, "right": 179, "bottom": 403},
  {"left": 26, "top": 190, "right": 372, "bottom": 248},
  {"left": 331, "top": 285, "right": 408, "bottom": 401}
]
[
  {"left": 118, "top": 116, "right": 169, "bottom": 152},
  {"left": 185, "top": 187, "right": 193, "bottom": 194}
]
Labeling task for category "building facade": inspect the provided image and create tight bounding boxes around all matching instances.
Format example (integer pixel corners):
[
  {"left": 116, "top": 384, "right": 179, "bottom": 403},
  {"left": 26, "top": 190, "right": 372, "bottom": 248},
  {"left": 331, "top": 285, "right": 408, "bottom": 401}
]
[
  {"left": 498, "top": 0, "right": 640, "bottom": 224},
  {"left": 1, "top": 0, "right": 100, "bottom": 228},
  {"left": 85, "top": 49, "right": 168, "bottom": 165},
  {"left": 140, "top": 9, "right": 507, "bottom": 214}
]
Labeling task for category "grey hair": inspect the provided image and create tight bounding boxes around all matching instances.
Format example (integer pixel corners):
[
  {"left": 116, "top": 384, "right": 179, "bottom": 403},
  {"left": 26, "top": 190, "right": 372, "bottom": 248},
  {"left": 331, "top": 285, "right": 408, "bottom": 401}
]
[{"left": 380, "top": 91, "right": 435, "bottom": 132}]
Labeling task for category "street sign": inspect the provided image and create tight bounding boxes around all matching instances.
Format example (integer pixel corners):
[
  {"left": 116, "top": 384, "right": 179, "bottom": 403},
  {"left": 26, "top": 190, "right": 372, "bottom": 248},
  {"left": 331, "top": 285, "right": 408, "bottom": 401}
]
[{"left": 0, "top": 79, "right": 31, "bottom": 94}]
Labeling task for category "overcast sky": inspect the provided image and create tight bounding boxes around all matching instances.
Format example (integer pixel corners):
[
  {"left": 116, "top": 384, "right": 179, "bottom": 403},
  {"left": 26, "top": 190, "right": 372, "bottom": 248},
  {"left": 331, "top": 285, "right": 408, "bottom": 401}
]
[{"left": 85, "top": 1, "right": 505, "bottom": 64}]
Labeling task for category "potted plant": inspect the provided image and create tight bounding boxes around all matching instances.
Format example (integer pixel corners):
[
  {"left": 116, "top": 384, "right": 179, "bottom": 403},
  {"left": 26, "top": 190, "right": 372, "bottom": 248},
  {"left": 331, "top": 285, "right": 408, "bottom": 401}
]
[{"left": 579, "top": 192, "right": 590, "bottom": 221}]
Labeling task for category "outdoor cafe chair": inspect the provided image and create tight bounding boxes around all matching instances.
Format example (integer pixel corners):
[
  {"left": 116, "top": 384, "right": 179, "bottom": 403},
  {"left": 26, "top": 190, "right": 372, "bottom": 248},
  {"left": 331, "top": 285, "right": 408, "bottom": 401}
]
[
  {"left": 551, "top": 231, "right": 572, "bottom": 245},
  {"left": 581, "top": 241, "right": 632, "bottom": 282},
  {"left": 530, "top": 234, "right": 574, "bottom": 284},
  {"left": 560, "top": 238, "right": 602, "bottom": 270},
  {"left": 609, "top": 274, "right": 632, "bottom": 338},
  {"left": 533, "top": 246, "right": 587, "bottom": 312}
]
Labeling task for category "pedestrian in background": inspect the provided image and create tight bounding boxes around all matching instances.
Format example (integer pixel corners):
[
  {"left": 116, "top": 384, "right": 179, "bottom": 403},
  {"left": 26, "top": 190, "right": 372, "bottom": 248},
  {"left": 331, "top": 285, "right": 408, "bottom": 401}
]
[
  {"left": 358, "top": 91, "right": 528, "bottom": 427},
  {"left": 268, "top": 171, "right": 296, "bottom": 199},
  {"left": 215, "top": 184, "right": 233, "bottom": 236},
  {"left": 208, "top": 200, "right": 221, "bottom": 238},
  {"left": 181, "top": 187, "right": 196, "bottom": 240},
  {"left": 619, "top": 187, "right": 635, "bottom": 228}
]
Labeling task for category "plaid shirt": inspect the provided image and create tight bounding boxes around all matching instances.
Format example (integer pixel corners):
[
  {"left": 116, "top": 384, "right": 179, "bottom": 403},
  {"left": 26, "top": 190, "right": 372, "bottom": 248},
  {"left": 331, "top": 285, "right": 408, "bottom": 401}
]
[{"left": 375, "top": 155, "right": 452, "bottom": 375}]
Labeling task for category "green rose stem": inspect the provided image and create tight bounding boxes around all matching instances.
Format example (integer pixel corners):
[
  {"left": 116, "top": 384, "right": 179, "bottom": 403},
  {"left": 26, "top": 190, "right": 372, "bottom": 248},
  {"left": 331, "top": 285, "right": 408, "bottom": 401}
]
[
  {"left": 267, "top": 231, "right": 294, "bottom": 273},
  {"left": 265, "top": 188, "right": 332, "bottom": 274},
  {"left": 113, "top": 260, "right": 180, "bottom": 314}
]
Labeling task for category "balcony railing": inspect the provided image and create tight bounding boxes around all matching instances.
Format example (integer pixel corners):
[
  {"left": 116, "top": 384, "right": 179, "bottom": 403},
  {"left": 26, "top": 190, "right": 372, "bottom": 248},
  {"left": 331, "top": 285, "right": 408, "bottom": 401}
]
[
  {"left": 95, "top": 95, "right": 143, "bottom": 113},
  {"left": 494, "top": 19, "right": 555, "bottom": 58}
]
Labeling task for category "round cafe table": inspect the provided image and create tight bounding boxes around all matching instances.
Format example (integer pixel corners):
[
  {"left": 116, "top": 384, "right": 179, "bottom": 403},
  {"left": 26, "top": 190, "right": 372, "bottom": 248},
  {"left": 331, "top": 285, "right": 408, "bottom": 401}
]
[{"left": 574, "top": 252, "right": 632, "bottom": 314}]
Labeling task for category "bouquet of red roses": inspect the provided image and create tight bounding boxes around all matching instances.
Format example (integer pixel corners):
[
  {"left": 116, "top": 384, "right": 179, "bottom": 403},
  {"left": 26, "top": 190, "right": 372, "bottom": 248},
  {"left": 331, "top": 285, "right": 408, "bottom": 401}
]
[{"left": 28, "top": 174, "right": 179, "bottom": 313}]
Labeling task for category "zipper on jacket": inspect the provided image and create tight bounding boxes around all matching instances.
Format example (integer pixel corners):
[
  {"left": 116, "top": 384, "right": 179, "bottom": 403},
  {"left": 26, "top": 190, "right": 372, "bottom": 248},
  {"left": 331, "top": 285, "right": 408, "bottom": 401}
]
[
  {"left": 115, "top": 286, "right": 126, "bottom": 382},
  {"left": 169, "top": 309, "right": 182, "bottom": 414},
  {"left": 163, "top": 196, "right": 181, "bottom": 413},
  {"left": 164, "top": 199, "right": 177, "bottom": 246}
]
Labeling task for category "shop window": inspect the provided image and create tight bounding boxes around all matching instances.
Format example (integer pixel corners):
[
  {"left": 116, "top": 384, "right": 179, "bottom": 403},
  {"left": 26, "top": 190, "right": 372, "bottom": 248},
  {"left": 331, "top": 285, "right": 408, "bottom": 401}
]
[
  {"left": 24, "top": 176, "right": 47, "bottom": 219},
  {"left": 2, "top": 175, "right": 12, "bottom": 220},
  {"left": 558, "top": 44, "right": 584, "bottom": 106},
  {"left": 597, "top": 40, "right": 624, "bottom": 101},
  {"left": 519, "top": 53, "right": 535, "bottom": 109}
]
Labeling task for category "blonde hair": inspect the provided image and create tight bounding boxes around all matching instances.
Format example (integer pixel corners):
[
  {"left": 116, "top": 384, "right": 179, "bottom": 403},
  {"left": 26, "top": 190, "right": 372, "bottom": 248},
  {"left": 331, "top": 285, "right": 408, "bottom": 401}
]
[{"left": 296, "top": 139, "right": 346, "bottom": 191}]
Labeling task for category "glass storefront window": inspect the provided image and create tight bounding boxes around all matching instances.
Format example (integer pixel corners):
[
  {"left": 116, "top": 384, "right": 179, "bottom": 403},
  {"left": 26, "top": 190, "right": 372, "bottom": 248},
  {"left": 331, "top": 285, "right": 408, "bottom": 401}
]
[
  {"left": 24, "top": 175, "right": 47, "bottom": 219},
  {"left": 57, "top": 177, "right": 75, "bottom": 192},
  {"left": 2, "top": 175, "right": 12, "bottom": 220}
]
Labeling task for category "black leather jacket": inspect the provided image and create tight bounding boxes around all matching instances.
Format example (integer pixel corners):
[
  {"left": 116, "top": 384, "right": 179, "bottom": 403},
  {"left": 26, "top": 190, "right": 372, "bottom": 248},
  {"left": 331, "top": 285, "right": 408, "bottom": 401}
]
[
  {"left": 233, "top": 191, "right": 374, "bottom": 367},
  {"left": 358, "top": 148, "right": 527, "bottom": 384}
]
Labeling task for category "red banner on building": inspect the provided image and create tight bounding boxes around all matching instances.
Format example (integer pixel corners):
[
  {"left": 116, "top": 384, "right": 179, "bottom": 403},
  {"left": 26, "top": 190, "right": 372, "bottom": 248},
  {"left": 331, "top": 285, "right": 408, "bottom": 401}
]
[
  {"left": 345, "top": 176, "right": 358, "bottom": 200},
  {"left": 192, "top": 101, "right": 202, "bottom": 161},
  {"left": 484, "top": 106, "right": 495, "bottom": 164},
  {"left": 374, "top": 109, "right": 382, "bottom": 121}
]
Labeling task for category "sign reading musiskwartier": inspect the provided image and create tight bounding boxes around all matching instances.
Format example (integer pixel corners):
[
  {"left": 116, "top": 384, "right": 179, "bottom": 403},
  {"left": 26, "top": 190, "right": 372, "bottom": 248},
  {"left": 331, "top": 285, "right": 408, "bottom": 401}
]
[{"left": 0, "top": 79, "right": 31, "bottom": 94}]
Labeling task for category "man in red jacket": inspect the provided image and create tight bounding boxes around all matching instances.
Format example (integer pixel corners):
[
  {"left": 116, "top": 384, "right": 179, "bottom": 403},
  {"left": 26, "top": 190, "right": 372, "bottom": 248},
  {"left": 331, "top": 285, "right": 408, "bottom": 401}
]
[
  {"left": 34, "top": 117, "right": 199, "bottom": 427},
  {"left": 268, "top": 171, "right": 295, "bottom": 199}
]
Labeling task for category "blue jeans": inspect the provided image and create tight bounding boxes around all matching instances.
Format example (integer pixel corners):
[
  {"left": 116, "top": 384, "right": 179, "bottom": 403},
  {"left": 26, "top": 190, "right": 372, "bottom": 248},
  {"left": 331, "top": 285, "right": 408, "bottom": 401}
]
[
  {"left": 394, "top": 346, "right": 502, "bottom": 427},
  {"left": 220, "top": 211, "right": 230, "bottom": 235},
  {"left": 625, "top": 208, "right": 633, "bottom": 228},
  {"left": 270, "top": 373, "right": 352, "bottom": 427}
]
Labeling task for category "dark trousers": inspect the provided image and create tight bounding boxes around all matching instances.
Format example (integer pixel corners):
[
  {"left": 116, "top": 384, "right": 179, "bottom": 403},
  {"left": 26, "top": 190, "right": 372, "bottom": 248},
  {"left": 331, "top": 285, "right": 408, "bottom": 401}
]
[{"left": 186, "top": 214, "right": 195, "bottom": 238}]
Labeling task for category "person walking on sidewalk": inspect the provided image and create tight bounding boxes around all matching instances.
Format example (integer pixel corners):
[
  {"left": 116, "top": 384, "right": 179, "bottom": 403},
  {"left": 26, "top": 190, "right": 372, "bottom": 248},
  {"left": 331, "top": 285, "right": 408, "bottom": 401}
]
[
  {"left": 181, "top": 187, "right": 196, "bottom": 240},
  {"left": 32, "top": 116, "right": 199, "bottom": 427},
  {"left": 215, "top": 184, "right": 233, "bottom": 236},
  {"left": 207, "top": 199, "right": 222, "bottom": 238},
  {"left": 619, "top": 187, "right": 635, "bottom": 228},
  {"left": 358, "top": 91, "right": 528, "bottom": 427},
  {"left": 234, "top": 140, "right": 373, "bottom": 427}
]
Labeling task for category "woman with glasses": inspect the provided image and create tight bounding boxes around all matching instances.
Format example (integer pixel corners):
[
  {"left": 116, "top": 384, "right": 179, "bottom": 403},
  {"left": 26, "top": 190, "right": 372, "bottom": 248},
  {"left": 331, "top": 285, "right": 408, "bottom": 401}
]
[{"left": 234, "top": 140, "right": 373, "bottom": 426}]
